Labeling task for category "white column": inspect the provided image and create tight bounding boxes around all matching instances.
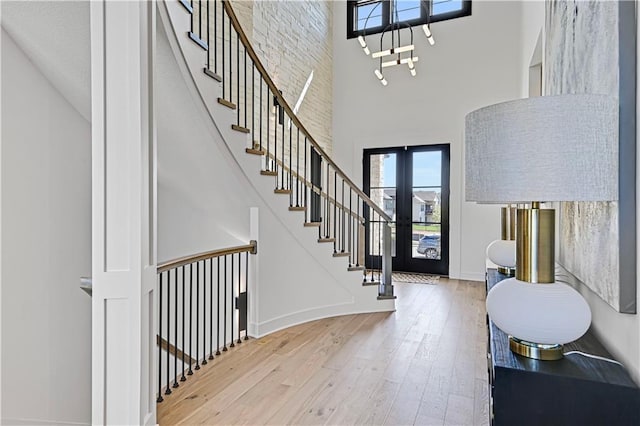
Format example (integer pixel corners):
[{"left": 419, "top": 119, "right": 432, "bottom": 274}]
[{"left": 90, "top": 1, "right": 157, "bottom": 425}]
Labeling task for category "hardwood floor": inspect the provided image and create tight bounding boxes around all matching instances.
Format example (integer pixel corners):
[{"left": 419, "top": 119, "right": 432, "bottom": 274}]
[{"left": 157, "top": 278, "right": 489, "bottom": 425}]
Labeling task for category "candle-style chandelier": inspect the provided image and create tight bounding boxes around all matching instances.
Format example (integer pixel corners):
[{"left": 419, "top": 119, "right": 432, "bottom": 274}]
[{"left": 356, "top": 0, "right": 435, "bottom": 85}]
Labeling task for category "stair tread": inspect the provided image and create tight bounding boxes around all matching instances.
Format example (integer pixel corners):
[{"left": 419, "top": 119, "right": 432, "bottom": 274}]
[
  {"left": 304, "top": 222, "right": 321, "bottom": 227},
  {"left": 218, "top": 98, "right": 236, "bottom": 110},
  {"left": 288, "top": 206, "right": 306, "bottom": 211},
  {"left": 245, "top": 148, "right": 265, "bottom": 156},
  {"left": 260, "top": 170, "right": 278, "bottom": 176},
  {"left": 377, "top": 295, "right": 397, "bottom": 300},
  {"left": 232, "top": 124, "right": 250, "bottom": 134},
  {"left": 347, "top": 266, "right": 365, "bottom": 271},
  {"left": 274, "top": 189, "right": 292, "bottom": 194},
  {"left": 188, "top": 32, "right": 208, "bottom": 50},
  {"left": 204, "top": 68, "right": 222, "bottom": 82},
  {"left": 179, "top": 0, "right": 193, "bottom": 13},
  {"left": 332, "top": 252, "right": 351, "bottom": 258},
  {"left": 318, "top": 238, "right": 335, "bottom": 243}
]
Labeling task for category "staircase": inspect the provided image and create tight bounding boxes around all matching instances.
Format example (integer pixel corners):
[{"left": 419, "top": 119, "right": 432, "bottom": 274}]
[
  {"left": 155, "top": 0, "right": 396, "bottom": 402},
  {"left": 159, "top": 0, "right": 394, "bottom": 297}
]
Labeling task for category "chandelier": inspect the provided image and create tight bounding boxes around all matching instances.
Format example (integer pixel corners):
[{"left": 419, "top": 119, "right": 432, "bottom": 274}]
[{"left": 357, "top": 0, "right": 435, "bottom": 85}]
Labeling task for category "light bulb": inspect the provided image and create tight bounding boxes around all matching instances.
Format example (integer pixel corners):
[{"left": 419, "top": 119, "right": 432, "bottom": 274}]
[
  {"left": 363, "top": 46, "right": 370, "bottom": 55},
  {"left": 374, "top": 69, "right": 383, "bottom": 80},
  {"left": 372, "top": 44, "right": 414, "bottom": 58},
  {"left": 427, "top": 36, "right": 435, "bottom": 46},
  {"left": 382, "top": 56, "right": 419, "bottom": 68},
  {"left": 422, "top": 24, "right": 432, "bottom": 38},
  {"left": 381, "top": 78, "right": 388, "bottom": 86},
  {"left": 358, "top": 36, "right": 366, "bottom": 48}
]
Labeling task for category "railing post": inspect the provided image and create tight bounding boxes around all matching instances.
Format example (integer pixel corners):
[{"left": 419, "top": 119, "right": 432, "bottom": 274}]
[{"left": 379, "top": 222, "right": 394, "bottom": 299}]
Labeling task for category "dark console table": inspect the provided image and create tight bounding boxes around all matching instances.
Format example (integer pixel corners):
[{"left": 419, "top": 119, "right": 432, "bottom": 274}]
[{"left": 486, "top": 268, "right": 640, "bottom": 425}]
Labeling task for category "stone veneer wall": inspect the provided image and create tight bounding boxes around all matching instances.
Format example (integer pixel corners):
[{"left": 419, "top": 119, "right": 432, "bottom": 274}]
[{"left": 232, "top": 0, "right": 333, "bottom": 155}]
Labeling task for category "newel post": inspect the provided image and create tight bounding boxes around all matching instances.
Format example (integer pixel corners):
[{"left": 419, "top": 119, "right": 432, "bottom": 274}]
[{"left": 380, "top": 222, "right": 394, "bottom": 299}]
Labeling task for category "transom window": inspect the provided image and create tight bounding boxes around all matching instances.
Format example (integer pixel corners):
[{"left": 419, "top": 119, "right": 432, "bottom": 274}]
[{"left": 347, "top": 0, "right": 471, "bottom": 39}]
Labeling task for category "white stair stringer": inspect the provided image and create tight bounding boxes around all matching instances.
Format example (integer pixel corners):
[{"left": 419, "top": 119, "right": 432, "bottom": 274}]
[{"left": 157, "top": 0, "right": 395, "bottom": 338}]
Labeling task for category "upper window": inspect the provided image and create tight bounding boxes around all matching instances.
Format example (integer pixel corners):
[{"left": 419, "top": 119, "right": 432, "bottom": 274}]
[{"left": 347, "top": 0, "right": 471, "bottom": 39}]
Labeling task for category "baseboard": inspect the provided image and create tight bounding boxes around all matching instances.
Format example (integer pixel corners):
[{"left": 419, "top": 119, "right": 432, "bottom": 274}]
[
  {"left": 1, "top": 417, "right": 89, "bottom": 426},
  {"left": 251, "top": 300, "right": 395, "bottom": 338},
  {"left": 455, "top": 271, "right": 485, "bottom": 282}
]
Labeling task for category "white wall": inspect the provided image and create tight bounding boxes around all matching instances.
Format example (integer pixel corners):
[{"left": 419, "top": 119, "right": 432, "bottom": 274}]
[
  {"left": 1, "top": 29, "right": 91, "bottom": 425},
  {"left": 333, "top": 1, "right": 524, "bottom": 280},
  {"left": 519, "top": 1, "right": 545, "bottom": 97}
]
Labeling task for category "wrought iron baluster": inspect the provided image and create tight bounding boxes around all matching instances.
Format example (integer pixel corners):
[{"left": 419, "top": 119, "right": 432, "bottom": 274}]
[
  {"left": 229, "top": 12, "right": 232, "bottom": 103},
  {"left": 244, "top": 251, "right": 249, "bottom": 340},
  {"left": 342, "top": 179, "right": 346, "bottom": 252},
  {"left": 237, "top": 252, "right": 242, "bottom": 344},
  {"left": 216, "top": 257, "right": 221, "bottom": 356},
  {"left": 202, "top": 260, "right": 208, "bottom": 365},
  {"left": 349, "top": 188, "right": 353, "bottom": 265},
  {"left": 157, "top": 273, "right": 163, "bottom": 403},
  {"left": 181, "top": 266, "right": 186, "bottom": 381},
  {"left": 223, "top": 255, "right": 228, "bottom": 352},
  {"left": 230, "top": 253, "right": 235, "bottom": 348},
  {"left": 296, "top": 128, "right": 300, "bottom": 207},
  {"left": 236, "top": 31, "right": 240, "bottom": 126},
  {"left": 214, "top": 0, "right": 218, "bottom": 74},
  {"left": 209, "top": 258, "right": 214, "bottom": 360},
  {"left": 326, "top": 162, "right": 330, "bottom": 239},
  {"left": 173, "top": 268, "right": 179, "bottom": 387},
  {"left": 304, "top": 137, "right": 308, "bottom": 222},
  {"left": 195, "top": 261, "right": 200, "bottom": 370},
  {"left": 206, "top": 0, "right": 210, "bottom": 70},
  {"left": 280, "top": 113, "right": 285, "bottom": 190},
  {"left": 259, "top": 77, "right": 263, "bottom": 152},
  {"left": 244, "top": 48, "right": 247, "bottom": 129},
  {"left": 188, "top": 263, "right": 193, "bottom": 375},
  {"left": 274, "top": 94, "right": 278, "bottom": 177},
  {"left": 165, "top": 271, "right": 172, "bottom": 395},
  {"left": 333, "top": 171, "right": 339, "bottom": 253},
  {"left": 221, "top": 6, "right": 225, "bottom": 98}
]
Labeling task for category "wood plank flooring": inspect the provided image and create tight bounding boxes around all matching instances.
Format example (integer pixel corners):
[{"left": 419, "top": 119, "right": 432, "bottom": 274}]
[{"left": 157, "top": 277, "right": 489, "bottom": 425}]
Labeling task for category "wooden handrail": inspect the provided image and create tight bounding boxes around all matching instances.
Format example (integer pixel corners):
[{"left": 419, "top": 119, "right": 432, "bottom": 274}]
[
  {"left": 264, "top": 151, "right": 367, "bottom": 222},
  {"left": 156, "top": 335, "right": 196, "bottom": 364},
  {"left": 157, "top": 240, "right": 257, "bottom": 273},
  {"left": 223, "top": 0, "right": 392, "bottom": 223}
]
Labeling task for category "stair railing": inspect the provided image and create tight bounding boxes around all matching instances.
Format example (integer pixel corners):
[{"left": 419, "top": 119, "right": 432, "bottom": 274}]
[
  {"left": 156, "top": 240, "right": 257, "bottom": 403},
  {"left": 179, "top": 0, "right": 393, "bottom": 296}
]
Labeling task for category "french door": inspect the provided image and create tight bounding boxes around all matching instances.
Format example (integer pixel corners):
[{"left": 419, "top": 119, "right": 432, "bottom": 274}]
[{"left": 364, "top": 144, "right": 450, "bottom": 275}]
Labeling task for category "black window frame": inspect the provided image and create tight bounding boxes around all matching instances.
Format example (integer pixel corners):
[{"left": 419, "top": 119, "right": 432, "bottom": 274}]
[{"left": 346, "top": 0, "right": 472, "bottom": 39}]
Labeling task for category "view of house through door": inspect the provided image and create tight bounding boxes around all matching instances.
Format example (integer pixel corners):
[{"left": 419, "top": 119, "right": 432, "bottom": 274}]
[{"left": 364, "top": 145, "right": 450, "bottom": 275}]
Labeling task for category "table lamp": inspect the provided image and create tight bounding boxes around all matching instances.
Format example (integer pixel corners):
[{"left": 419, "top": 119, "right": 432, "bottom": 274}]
[{"left": 465, "top": 94, "right": 617, "bottom": 360}]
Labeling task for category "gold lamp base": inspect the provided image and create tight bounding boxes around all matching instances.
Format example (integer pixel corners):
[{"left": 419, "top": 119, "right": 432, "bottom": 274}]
[
  {"left": 497, "top": 266, "right": 515, "bottom": 276},
  {"left": 509, "top": 336, "right": 564, "bottom": 361}
]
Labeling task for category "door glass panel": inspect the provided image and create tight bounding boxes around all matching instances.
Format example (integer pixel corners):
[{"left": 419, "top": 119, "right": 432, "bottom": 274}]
[
  {"left": 369, "top": 153, "right": 397, "bottom": 220},
  {"left": 413, "top": 223, "right": 441, "bottom": 260},
  {"left": 413, "top": 151, "right": 441, "bottom": 187},
  {"left": 412, "top": 188, "right": 441, "bottom": 223}
]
